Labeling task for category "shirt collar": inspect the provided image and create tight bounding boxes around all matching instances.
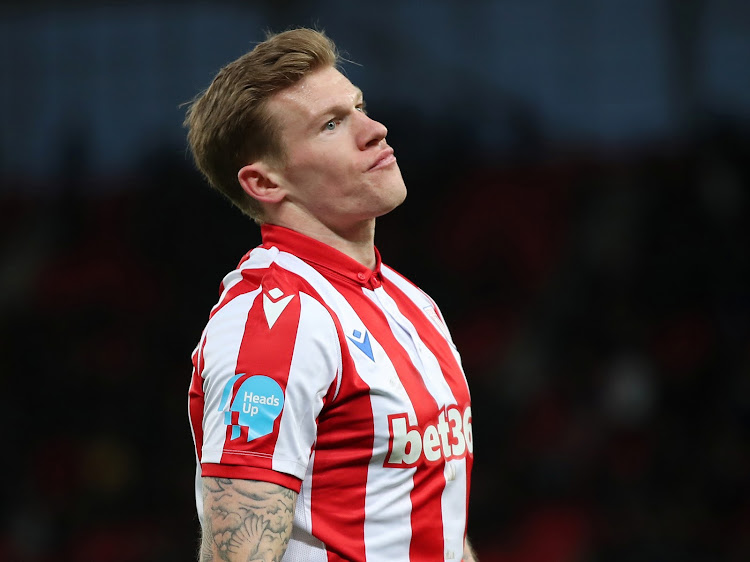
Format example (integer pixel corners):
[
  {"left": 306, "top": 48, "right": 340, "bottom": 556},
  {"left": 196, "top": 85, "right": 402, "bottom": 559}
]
[{"left": 260, "top": 224, "right": 383, "bottom": 289}]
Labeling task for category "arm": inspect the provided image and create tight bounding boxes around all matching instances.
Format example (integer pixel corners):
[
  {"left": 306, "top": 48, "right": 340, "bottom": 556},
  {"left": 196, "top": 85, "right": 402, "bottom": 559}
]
[
  {"left": 463, "top": 537, "right": 479, "bottom": 562},
  {"left": 199, "top": 477, "right": 297, "bottom": 562}
]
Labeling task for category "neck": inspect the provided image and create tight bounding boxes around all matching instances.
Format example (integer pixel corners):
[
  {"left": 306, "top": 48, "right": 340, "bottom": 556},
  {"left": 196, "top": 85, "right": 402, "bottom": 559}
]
[{"left": 268, "top": 214, "right": 377, "bottom": 270}]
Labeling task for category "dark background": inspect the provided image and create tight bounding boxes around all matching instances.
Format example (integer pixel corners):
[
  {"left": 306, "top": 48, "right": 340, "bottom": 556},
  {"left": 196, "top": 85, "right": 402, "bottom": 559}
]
[{"left": 2, "top": 1, "right": 749, "bottom": 560}]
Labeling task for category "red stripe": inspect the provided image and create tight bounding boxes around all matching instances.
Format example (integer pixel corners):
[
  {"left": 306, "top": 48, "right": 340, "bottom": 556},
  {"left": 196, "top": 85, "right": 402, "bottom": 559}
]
[
  {"left": 192, "top": 273, "right": 258, "bottom": 466},
  {"left": 214, "top": 268, "right": 374, "bottom": 561},
  {"left": 383, "top": 282, "right": 471, "bottom": 406},
  {"left": 465, "top": 410, "right": 473, "bottom": 542},
  {"left": 312, "top": 356, "right": 372, "bottom": 562},
  {"left": 210, "top": 274, "right": 258, "bottom": 319},
  {"left": 337, "top": 280, "right": 446, "bottom": 560},
  {"left": 201, "top": 463, "right": 302, "bottom": 492},
  {"left": 384, "top": 281, "right": 474, "bottom": 559},
  {"left": 194, "top": 245, "right": 472, "bottom": 559},
  {"left": 286, "top": 278, "right": 372, "bottom": 562},
  {"left": 202, "top": 259, "right": 375, "bottom": 560},
  {"left": 218, "top": 264, "right": 303, "bottom": 470},
  {"left": 191, "top": 271, "right": 261, "bottom": 468}
]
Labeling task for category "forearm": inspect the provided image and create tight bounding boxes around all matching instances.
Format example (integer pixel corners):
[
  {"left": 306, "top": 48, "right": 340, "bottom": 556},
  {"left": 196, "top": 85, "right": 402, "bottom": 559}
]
[{"left": 199, "top": 477, "right": 297, "bottom": 562}]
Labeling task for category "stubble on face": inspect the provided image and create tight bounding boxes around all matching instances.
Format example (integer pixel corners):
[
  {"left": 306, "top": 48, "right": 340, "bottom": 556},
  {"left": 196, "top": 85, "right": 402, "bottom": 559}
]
[{"left": 263, "top": 67, "right": 407, "bottom": 235}]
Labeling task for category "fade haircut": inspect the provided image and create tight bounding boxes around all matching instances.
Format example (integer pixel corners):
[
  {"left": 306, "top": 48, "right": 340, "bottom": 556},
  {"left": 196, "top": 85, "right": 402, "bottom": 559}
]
[{"left": 184, "top": 28, "right": 339, "bottom": 222}]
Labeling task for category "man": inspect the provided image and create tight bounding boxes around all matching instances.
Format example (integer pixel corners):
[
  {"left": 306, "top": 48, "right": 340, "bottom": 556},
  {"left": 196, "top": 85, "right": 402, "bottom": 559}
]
[{"left": 185, "top": 28, "right": 476, "bottom": 562}]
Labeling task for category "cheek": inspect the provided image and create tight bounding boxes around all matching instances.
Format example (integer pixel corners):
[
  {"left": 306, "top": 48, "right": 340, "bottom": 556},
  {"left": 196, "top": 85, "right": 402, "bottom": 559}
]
[
  {"left": 291, "top": 149, "right": 335, "bottom": 176},
  {"left": 284, "top": 142, "right": 360, "bottom": 190},
  {"left": 284, "top": 154, "right": 324, "bottom": 185},
  {"left": 308, "top": 158, "right": 357, "bottom": 187}
]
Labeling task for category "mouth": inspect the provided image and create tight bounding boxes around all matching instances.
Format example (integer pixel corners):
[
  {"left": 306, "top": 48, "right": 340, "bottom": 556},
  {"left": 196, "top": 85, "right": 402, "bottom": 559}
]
[{"left": 367, "top": 148, "right": 397, "bottom": 171}]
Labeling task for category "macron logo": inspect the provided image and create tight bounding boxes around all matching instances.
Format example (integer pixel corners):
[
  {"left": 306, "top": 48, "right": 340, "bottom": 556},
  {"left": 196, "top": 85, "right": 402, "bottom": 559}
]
[
  {"left": 263, "top": 287, "right": 294, "bottom": 329},
  {"left": 347, "top": 329, "right": 374, "bottom": 361}
]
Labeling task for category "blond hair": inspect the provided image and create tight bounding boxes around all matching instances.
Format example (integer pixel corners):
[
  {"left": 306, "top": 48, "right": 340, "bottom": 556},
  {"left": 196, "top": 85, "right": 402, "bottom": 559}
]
[{"left": 184, "top": 28, "right": 339, "bottom": 222}]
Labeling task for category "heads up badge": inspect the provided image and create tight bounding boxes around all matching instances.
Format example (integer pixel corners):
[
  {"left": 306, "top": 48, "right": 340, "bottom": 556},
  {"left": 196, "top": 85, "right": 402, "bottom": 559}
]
[{"left": 218, "top": 375, "right": 284, "bottom": 441}]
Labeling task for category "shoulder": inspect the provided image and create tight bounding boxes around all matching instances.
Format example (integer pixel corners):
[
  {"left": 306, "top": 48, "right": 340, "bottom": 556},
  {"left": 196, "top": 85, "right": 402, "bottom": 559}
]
[
  {"left": 380, "top": 263, "right": 454, "bottom": 334},
  {"left": 204, "top": 247, "right": 344, "bottom": 339},
  {"left": 210, "top": 246, "right": 318, "bottom": 317},
  {"left": 380, "top": 264, "right": 436, "bottom": 306},
  {"left": 196, "top": 248, "right": 343, "bottom": 384}
]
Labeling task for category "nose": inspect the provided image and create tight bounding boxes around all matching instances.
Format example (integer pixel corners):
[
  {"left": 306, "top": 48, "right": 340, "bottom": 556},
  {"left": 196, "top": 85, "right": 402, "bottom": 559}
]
[{"left": 357, "top": 111, "right": 388, "bottom": 150}]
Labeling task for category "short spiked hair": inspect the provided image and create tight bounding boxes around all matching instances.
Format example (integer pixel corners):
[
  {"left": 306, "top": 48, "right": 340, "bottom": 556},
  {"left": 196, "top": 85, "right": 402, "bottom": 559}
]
[{"left": 184, "top": 28, "right": 339, "bottom": 222}]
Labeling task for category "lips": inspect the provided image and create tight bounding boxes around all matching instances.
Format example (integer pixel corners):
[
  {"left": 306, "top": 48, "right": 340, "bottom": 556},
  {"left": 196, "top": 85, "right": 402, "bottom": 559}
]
[{"left": 368, "top": 148, "right": 396, "bottom": 171}]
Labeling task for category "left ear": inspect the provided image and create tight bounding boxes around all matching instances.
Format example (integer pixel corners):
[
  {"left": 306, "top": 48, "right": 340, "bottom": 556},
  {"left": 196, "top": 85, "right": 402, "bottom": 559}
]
[{"left": 237, "top": 161, "right": 285, "bottom": 205}]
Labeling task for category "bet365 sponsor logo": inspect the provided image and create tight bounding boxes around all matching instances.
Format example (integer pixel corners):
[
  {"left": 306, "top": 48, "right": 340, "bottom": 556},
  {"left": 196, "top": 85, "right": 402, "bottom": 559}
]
[{"left": 385, "top": 405, "right": 473, "bottom": 467}]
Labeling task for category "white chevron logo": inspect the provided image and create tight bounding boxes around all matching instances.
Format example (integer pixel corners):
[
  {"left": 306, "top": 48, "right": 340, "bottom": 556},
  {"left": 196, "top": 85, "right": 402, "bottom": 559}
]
[{"left": 262, "top": 287, "right": 294, "bottom": 329}]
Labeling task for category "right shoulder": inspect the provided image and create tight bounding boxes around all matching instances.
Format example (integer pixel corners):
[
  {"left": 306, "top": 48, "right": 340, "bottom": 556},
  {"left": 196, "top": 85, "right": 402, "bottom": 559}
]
[
  {"left": 196, "top": 247, "right": 343, "bottom": 381},
  {"left": 210, "top": 246, "right": 312, "bottom": 319}
]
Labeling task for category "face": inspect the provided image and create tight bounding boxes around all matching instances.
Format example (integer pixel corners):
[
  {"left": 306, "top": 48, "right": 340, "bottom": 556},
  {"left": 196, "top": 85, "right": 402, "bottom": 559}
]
[{"left": 265, "top": 66, "right": 407, "bottom": 234}]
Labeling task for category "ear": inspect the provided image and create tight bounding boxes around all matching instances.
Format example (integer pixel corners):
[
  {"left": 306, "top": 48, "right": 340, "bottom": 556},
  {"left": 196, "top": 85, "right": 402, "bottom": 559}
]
[{"left": 237, "top": 162, "right": 285, "bottom": 205}]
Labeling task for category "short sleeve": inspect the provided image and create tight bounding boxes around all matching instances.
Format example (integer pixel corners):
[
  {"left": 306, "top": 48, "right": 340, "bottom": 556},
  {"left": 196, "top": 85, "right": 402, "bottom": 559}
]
[{"left": 194, "top": 273, "right": 342, "bottom": 490}]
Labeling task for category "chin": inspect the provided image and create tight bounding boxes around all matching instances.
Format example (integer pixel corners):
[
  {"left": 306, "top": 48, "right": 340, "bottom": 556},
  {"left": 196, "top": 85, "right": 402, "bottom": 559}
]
[
  {"left": 376, "top": 191, "right": 407, "bottom": 218},
  {"left": 394, "top": 181, "right": 408, "bottom": 205}
]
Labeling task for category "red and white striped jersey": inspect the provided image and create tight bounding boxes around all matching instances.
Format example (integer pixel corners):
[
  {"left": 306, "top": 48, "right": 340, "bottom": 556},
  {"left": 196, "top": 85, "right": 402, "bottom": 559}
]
[{"left": 189, "top": 224, "right": 473, "bottom": 561}]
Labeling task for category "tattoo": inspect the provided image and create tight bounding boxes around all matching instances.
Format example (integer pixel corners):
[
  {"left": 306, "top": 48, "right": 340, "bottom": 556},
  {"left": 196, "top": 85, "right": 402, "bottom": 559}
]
[
  {"left": 199, "top": 478, "right": 296, "bottom": 562},
  {"left": 199, "top": 483, "right": 215, "bottom": 561}
]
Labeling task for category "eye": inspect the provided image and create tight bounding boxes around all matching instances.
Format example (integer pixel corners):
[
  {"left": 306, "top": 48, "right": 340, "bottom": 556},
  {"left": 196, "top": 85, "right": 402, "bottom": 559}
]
[{"left": 325, "top": 120, "right": 337, "bottom": 131}]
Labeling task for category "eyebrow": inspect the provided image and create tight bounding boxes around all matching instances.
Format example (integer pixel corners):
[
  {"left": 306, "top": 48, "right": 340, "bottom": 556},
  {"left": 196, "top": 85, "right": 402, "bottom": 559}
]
[{"left": 312, "top": 87, "right": 364, "bottom": 124}]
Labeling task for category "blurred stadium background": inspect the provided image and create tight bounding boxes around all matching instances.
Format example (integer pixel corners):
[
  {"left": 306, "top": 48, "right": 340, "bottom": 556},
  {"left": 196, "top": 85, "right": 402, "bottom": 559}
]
[{"left": 2, "top": 1, "right": 749, "bottom": 560}]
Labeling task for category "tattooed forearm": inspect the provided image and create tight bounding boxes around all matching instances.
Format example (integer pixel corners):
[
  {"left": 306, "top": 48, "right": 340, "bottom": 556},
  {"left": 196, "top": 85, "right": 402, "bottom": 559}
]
[
  {"left": 200, "top": 477, "right": 296, "bottom": 562},
  {"left": 199, "top": 487, "right": 215, "bottom": 561}
]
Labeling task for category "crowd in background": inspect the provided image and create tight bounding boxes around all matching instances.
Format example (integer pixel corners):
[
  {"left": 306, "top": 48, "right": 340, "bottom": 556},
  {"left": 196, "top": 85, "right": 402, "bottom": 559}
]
[{"left": 1, "top": 115, "right": 748, "bottom": 560}]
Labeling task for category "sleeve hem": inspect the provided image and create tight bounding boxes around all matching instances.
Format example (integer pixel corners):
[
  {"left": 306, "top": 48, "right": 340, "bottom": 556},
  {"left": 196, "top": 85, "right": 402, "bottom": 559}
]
[{"left": 200, "top": 463, "right": 303, "bottom": 493}]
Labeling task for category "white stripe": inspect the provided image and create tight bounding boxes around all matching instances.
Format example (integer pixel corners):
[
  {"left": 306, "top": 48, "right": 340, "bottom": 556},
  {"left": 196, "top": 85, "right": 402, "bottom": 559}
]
[
  {"left": 192, "top": 246, "right": 282, "bottom": 522},
  {"left": 286, "top": 450, "right": 327, "bottom": 562},
  {"left": 294, "top": 450, "right": 314, "bottom": 533},
  {"left": 196, "top": 247, "right": 469, "bottom": 556},
  {"left": 214, "top": 246, "right": 279, "bottom": 310},
  {"left": 381, "top": 264, "right": 465, "bottom": 374},
  {"left": 368, "top": 284, "right": 468, "bottom": 556},
  {"left": 199, "top": 289, "right": 261, "bottom": 463},
  {"left": 368, "top": 286, "right": 456, "bottom": 407},
  {"left": 373, "top": 272, "right": 471, "bottom": 553},
  {"left": 441, "top": 459, "right": 468, "bottom": 558},
  {"left": 273, "top": 252, "right": 415, "bottom": 560},
  {"left": 192, "top": 246, "right": 280, "bottom": 389},
  {"left": 272, "top": 292, "right": 341, "bottom": 479},
  {"left": 194, "top": 462, "right": 204, "bottom": 528},
  {"left": 188, "top": 365, "right": 205, "bottom": 525}
]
